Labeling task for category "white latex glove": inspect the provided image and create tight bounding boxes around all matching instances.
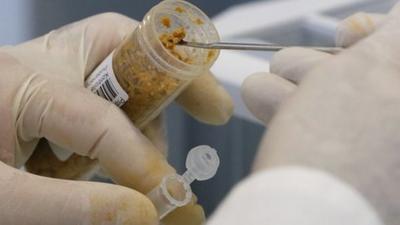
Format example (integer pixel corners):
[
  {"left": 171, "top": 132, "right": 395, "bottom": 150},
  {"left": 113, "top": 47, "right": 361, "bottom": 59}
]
[
  {"left": 242, "top": 12, "right": 385, "bottom": 124},
  {"left": 224, "top": 4, "right": 400, "bottom": 225},
  {"left": 209, "top": 10, "right": 388, "bottom": 225},
  {"left": 0, "top": 13, "right": 233, "bottom": 225},
  {"left": 207, "top": 167, "right": 382, "bottom": 225}
]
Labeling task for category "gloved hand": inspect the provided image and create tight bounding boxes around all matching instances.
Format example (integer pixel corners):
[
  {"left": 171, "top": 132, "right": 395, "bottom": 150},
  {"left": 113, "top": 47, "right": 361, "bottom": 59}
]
[
  {"left": 242, "top": 12, "right": 386, "bottom": 124},
  {"left": 239, "top": 4, "right": 400, "bottom": 225},
  {"left": 0, "top": 13, "right": 233, "bottom": 225}
]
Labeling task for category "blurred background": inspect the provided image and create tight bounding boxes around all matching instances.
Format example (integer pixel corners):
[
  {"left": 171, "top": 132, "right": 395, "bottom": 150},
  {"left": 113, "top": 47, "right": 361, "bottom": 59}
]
[{"left": 2, "top": 0, "right": 397, "bottom": 217}]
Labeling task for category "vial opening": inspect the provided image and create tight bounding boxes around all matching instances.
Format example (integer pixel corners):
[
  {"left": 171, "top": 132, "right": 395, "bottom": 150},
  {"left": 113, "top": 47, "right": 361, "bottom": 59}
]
[
  {"left": 161, "top": 174, "right": 192, "bottom": 207},
  {"left": 143, "top": 0, "right": 220, "bottom": 77},
  {"left": 146, "top": 145, "right": 220, "bottom": 219}
]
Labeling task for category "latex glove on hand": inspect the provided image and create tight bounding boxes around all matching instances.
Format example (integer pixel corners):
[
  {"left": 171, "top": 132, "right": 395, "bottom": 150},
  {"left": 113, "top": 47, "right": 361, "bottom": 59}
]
[
  {"left": 242, "top": 12, "right": 386, "bottom": 124},
  {"left": 209, "top": 5, "right": 400, "bottom": 225},
  {"left": 0, "top": 13, "right": 233, "bottom": 225}
]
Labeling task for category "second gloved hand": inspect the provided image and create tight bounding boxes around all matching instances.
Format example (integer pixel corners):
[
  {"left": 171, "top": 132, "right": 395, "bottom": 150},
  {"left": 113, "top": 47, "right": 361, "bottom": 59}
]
[
  {"left": 241, "top": 12, "right": 385, "bottom": 124},
  {"left": 241, "top": 4, "right": 400, "bottom": 225}
]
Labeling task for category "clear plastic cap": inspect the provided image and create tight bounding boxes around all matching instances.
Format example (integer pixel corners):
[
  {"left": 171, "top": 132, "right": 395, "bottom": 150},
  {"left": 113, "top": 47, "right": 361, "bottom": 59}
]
[{"left": 183, "top": 145, "right": 220, "bottom": 183}]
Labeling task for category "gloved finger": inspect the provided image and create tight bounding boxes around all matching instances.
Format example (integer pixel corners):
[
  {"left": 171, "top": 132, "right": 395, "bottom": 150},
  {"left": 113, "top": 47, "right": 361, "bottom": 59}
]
[
  {"left": 266, "top": 13, "right": 385, "bottom": 87},
  {"left": 18, "top": 75, "right": 175, "bottom": 194},
  {"left": 270, "top": 47, "right": 332, "bottom": 84},
  {"left": 28, "top": 115, "right": 169, "bottom": 180},
  {"left": 0, "top": 161, "right": 158, "bottom": 225},
  {"left": 26, "top": 142, "right": 206, "bottom": 225},
  {"left": 163, "top": 200, "right": 205, "bottom": 225},
  {"left": 25, "top": 139, "right": 99, "bottom": 180},
  {"left": 28, "top": 79, "right": 221, "bottom": 179},
  {"left": 6, "top": 13, "right": 138, "bottom": 82},
  {"left": 175, "top": 70, "right": 234, "bottom": 125},
  {"left": 352, "top": 3, "right": 400, "bottom": 64},
  {"left": 336, "top": 12, "right": 386, "bottom": 48},
  {"left": 241, "top": 72, "right": 296, "bottom": 124},
  {"left": 389, "top": 2, "right": 400, "bottom": 16},
  {"left": 141, "top": 114, "right": 168, "bottom": 156}
]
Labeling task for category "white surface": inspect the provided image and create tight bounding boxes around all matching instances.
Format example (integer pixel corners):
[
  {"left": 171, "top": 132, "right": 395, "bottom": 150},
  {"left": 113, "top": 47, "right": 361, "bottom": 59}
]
[{"left": 213, "top": 0, "right": 369, "bottom": 39}]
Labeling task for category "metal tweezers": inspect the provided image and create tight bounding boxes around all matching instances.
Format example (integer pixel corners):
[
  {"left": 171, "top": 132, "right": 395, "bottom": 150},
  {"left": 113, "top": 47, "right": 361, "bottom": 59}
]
[{"left": 178, "top": 40, "right": 342, "bottom": 54}]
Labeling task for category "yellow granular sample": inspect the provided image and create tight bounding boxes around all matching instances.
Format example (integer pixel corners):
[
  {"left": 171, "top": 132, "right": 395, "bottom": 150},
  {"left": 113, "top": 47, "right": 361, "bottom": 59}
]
[
  {"left": 161, "top": 17, "right": 171, "bottom": 28},
  {"left": 110, "top": 25, "right": 205, "bottom": 127},
  {"left": 175, "top": 6, "right": 185, "bottom": 13},
  {"left": 112, "top": 30, "right": 184, "bottom": 127},
  {"left": 207, "top": 50, "right": 217, "bottom": 63},
  {"left": 195, "top": 18, "right": 204, "bottom": 25},
  {"left": 159, "top": 27, "right": 186, "bottom": 49},
  {"left": 159, "top": 27, "right": 192, "bottom": 63}
]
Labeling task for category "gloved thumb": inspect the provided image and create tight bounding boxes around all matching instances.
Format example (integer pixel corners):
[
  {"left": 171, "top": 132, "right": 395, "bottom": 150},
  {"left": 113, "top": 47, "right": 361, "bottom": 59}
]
[
  {"left": 241, "top": 47, "right": 330, "bottom": 124},
  {"left": 0, "top": 161, "right": 157, "bottom": 225}
]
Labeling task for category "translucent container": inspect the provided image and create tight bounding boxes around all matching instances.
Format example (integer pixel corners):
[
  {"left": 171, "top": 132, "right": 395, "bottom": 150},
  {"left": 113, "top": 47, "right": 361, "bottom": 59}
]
[
  {"left": 86, "top": 0, "right": 220, "bottom": 128},
  {"left": 147, "top": 174, "right": 192, "bottom": 219},
  {"left": 147, "top": 145, "right": 220, "bottom": 219}
]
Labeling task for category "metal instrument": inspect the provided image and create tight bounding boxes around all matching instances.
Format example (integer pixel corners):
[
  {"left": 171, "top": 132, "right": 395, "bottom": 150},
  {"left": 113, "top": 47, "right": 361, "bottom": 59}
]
[{"left": 178, "top": 40, "right": 342, "bottom": 54}]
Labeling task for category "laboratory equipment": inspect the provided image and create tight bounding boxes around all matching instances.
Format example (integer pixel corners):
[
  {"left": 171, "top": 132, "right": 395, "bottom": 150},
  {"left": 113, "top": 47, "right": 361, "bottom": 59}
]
[
  {"left": 147, "top": 145, "right": 220, "bottom": 219},
  {"left": 178, "top": 40, "right": 343, "bottom": 54}
]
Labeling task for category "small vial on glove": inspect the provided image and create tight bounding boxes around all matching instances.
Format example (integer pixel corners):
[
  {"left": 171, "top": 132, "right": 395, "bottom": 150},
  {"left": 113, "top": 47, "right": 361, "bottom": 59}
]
[{"left": 147, "top": 145, "right": 220, "bottom": 219}]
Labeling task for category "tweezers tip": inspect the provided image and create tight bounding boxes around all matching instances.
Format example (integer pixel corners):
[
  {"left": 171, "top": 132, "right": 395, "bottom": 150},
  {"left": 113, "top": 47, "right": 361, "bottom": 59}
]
[{"left": 177, "top": 39, "right": 188, "bottom": 45}]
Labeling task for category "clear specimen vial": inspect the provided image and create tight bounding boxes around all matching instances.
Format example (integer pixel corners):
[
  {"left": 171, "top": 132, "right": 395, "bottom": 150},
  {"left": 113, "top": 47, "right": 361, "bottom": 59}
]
[{"left": 86, "top": 0, "right": 220, "bottom": 128}]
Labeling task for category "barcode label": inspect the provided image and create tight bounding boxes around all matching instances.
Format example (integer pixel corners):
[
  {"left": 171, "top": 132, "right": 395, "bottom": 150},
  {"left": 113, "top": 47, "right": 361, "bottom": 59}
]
[
  {"left": 96, "top": 78, "right": 118, "bottom": 100},
  {"left": 85, "top": 51, "right": 128, "bottom": 107}
]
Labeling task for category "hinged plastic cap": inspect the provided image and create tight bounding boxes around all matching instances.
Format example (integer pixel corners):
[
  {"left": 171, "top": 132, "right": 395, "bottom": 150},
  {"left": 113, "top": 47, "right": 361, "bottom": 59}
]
[{"left": 185, "top": 145, "right": 220, "bottom": 181}]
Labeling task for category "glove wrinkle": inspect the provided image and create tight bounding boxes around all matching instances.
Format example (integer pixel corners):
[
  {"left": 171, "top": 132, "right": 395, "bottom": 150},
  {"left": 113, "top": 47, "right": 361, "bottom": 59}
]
[
  {"left": 14, "top": 74, "right": 51, "bottom": 167},
  {"left": 86, "top": 129, "right": 108, "bottom": 159}
]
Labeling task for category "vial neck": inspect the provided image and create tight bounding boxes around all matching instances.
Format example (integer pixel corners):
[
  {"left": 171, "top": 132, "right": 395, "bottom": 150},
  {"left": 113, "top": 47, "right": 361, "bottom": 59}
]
[{"left": 182, "top": 171, "right": 196, "bottom": 184}]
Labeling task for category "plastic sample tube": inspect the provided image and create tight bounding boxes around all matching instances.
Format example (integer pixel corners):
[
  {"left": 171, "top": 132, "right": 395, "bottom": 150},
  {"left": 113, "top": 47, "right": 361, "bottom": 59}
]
[
  {"left": 86, "top": 0, "right": 220, "bottom": 128},
  {"left": 147, "top": 145, "right": 220, "bottom": 219}
]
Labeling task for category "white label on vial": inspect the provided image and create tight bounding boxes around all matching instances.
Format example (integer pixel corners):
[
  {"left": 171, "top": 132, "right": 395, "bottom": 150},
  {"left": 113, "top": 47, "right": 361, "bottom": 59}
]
[{"left": 85, "top": 51, "right": 128, "bottom": 107}]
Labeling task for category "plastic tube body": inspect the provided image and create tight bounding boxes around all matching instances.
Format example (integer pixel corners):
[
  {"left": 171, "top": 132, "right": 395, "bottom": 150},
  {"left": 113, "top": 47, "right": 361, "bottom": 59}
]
[
  {"left": 147, "top": 174, "right": 192, "bottom": 219},
  {"left": 147, "top": 145, "right": 220, "bottom": 219}
]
